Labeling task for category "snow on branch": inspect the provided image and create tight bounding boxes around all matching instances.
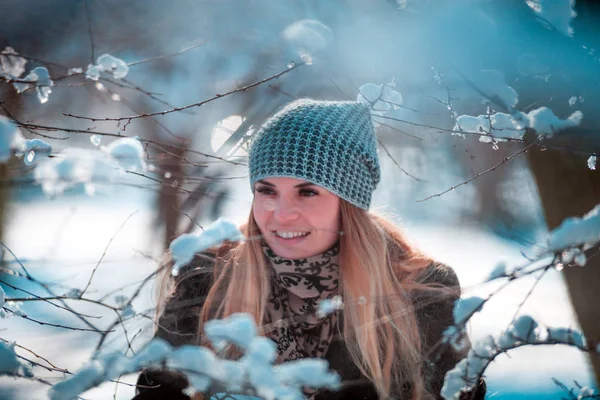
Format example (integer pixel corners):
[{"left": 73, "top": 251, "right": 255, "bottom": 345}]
[
  {"left": 32, "top": 137, "right": 148, "bottom": 196},
  {"left": 48, "top": 314, "right": 340, "bottom": 400},
  {"left": 546, "top": 203, "right": 600, "bottom": 255},
  {"left": 454, "top": 107, "right": 583, "bottom": 142},
  {"left": 86, "top": 54, "right": 129, "bottom": 81},
  {"left": 442, "top": 316, "right": 595, "bottom": 400},
  {"left": 170, "top": 218, "right": 244, "bottom": 275}
]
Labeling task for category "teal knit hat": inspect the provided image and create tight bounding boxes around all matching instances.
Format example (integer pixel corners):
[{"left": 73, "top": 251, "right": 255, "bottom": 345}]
[{"left": 248, "top": 99, "right": 380, "bottom": 210}]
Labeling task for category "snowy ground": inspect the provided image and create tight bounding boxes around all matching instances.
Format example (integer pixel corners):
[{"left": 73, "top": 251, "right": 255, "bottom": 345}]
[{"left": 0, "top": 199, "right": 596, "bottom": 399}]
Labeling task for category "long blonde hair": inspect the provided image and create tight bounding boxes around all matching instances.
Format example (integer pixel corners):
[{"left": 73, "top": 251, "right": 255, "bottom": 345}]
[{"left": 162, "top": 200, "right": 438, "bottom": 399}]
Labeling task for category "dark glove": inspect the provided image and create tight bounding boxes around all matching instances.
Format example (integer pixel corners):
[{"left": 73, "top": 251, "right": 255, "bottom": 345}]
[{"left": 132, "top": 368, "right": 191, "bottom": 400}]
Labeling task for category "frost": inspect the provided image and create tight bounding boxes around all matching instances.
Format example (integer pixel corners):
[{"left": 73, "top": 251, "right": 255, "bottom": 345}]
[
  {"left": 86, "top": 53, "right": 129, "bottom": 80},
  {"left": 357, "top": 83, "right": 403, "bottom": 115},
  {"left": 281, "top": 19, "right": 334, "bottom": 57},
  {"left": 486, "top": 262, "right": 507, "bottom": 281},
  {"left": 547, "top": 204, "right": 600, "bottom": 252},
  {"left": 204, "top": 313, "right": 257, "bottom": 351},
  {"left": 452, "top": 296, "right": 485, "bottom": 325},
  {"left": 67, "top": 67, "right": 83, "bottom": 75},
  {"left": 527, "top": 107, "right": 582, "bottom": 137},
  {"left": 588, "top": 155, "right": 597, "bottom": 170},
  {"left": 101, "top": 137, "right": 146, "bottom": 172},
  {"left": 65, "top": 288, "right": 81, "bottom": 299},
  {"left": 170, "top": 218, "right": 244, "bottom": 274},
  {"left": 316, "top": 295, "right": 343, "bottom": 318},
  {"left": 526, "top": 0, "right": 577, "bottom": 36},
  {"left": 0, "top": 47, "right": 27, "bottom": 78},
  {"left": 13, "top": 66, "right": 54, "bottom": 104},
  {"left": 90, "top": 135, "right": 102, "bottom": 146}
]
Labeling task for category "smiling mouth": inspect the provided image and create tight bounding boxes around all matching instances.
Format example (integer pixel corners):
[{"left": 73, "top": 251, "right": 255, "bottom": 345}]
[{"left": 272, "top": 231, "right": 311, "bottom": 239}]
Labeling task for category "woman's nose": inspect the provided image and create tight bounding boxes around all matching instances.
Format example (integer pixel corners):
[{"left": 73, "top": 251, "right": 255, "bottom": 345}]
[{"left": 273, "top": 197, "right": 300, "bottom": 223}]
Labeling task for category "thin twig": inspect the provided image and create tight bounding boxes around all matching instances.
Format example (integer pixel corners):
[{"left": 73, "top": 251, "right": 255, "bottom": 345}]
[
  {"left": 417, "top": 143, "right": 534, "bottom": 202},
  {"left": 80, "top": 209, "right": 140, "bottom": 297},
  {"left": 127, "top": 40, "right": 209, "bottom": 67},
  {"left": 1, "top": 278, "right": 102, "bottom": 319},
  {"left": 63, "top": 62, "right": 305, "bottom": 122},
  {"left": 2, "top": 307, "right": 114, "bottom": 333},
  {"left": 376, "top": 138, "right": 424, "bottom": 182},
  {"left": 84, "top": 0, "right": 96, "bottom": 63}
]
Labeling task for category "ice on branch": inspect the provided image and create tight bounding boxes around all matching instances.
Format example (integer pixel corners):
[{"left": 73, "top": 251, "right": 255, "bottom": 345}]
[
  {"left": 86, "top": 53, "right": 129, "bottom": 81},
  {"left": 0, "top": 47, "right": 27, "bottom": 78},
  {"left": 170, "top": 218, "right": 244, "bottom": 275},
  {"left": 526, "top": 0, "right": 577, "bottom": 36},
  {"left": 49, "top": 314, "right": 339, "bottom": 400},
  {"left": 13, "top": 66, "right": 54, "bottom": 104},
  {"left": 546, "top": 204, "right": 600, "bottom": 252},
  {"left": 452, "top": 296, "right": 485, "bottom": 325},
  {"left": 19, "top": 138, "right": 52, "bottom": 165},
  {"left": 281, "top": 19, "right": 334, "bottom": 59},
  {"left": 454, "top": 107, "right": 583, "bottom": 141},
  {"left": 588, "top": 155, "right": 597, "bottom": 170},
  {"left": 0, "top": 341, "right": 32, "bottom": 377},
  {"left": 101, "top": 137, "right": 146, "bottom": 172},
  {"left": 357, "top": 83, "right": 404, "bottom": 116}
]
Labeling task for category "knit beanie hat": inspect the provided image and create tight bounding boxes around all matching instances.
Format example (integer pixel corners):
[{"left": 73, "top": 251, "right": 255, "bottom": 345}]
[{"left": 248, "top": 99, "right": 380, "bottom": 210}]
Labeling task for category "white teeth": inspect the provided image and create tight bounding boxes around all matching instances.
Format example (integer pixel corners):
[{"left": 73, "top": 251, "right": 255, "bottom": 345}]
[{"left": 276, "top": 231, "right": 309, "bottom": 239}]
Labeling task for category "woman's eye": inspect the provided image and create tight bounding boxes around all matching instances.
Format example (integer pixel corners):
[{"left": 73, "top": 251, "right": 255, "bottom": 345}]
[
  {"left": 256, "top": 187, "right": 275, "bottom": 195},
  {"left": 300, "top": 189, "right": 318, "bottom": 197}
]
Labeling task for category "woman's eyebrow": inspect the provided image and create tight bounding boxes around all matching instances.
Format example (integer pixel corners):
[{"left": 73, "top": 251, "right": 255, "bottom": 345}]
[
  {"left": 256, "top": 180, "right": 275, "bottom": 187},
  {"left": 294, "top": 182, "right": 315, "bottom": 188}
]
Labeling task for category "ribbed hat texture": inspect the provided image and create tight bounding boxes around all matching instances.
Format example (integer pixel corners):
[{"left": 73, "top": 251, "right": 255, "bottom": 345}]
[{"left": 248, "top": 99, "right": 380, "bottom": 210}]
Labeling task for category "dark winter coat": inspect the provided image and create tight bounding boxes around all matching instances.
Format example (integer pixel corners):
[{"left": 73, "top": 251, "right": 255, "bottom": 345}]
[{"left": 133, "top": 251, "right": 486, "bottom": 400}]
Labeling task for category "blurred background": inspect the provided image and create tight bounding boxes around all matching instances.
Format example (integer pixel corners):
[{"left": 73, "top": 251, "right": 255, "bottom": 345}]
[{"left": 0, "top": 0, "right": 599, "bottom": 398}]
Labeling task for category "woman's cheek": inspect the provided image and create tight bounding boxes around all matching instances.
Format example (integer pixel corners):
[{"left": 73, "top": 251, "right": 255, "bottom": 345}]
[{"left": 260, "top": 198, "right": 277, "bottom": 212}]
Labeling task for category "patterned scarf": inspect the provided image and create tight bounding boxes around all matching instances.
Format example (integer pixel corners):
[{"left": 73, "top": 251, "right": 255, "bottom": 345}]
[{"left": 262, "top": 242, "right": 341, "bottom": 368}]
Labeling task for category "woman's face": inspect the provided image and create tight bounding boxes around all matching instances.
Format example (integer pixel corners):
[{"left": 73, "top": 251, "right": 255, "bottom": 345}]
[{"left": 252, "top": 177, "right": 341, "bottom": 259}]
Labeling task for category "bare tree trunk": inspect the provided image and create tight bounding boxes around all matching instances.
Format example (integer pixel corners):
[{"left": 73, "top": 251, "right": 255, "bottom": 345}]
[{"left": 526, "top": 141, "right": 600, "bottom": 385}]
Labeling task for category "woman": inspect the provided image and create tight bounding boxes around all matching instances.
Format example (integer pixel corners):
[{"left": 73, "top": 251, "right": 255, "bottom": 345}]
[{"left": 134, "top": 99, "right": 486, "bottom": 400}]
